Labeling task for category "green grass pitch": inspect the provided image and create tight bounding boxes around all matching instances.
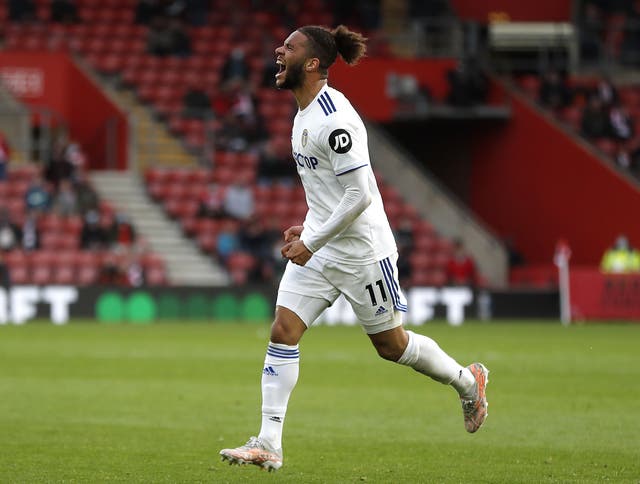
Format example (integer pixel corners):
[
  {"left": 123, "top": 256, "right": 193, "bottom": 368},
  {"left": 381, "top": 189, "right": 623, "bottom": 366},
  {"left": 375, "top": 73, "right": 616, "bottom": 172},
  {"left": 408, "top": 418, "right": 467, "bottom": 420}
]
[{"left": 1, "top": 320, "right": 639, "bottom": 483}]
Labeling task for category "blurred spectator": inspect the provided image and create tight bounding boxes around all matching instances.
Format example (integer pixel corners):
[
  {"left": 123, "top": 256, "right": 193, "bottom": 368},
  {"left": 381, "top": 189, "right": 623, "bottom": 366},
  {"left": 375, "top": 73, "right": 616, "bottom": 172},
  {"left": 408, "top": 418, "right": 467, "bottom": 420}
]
[
  {"left": 0, "top": 252, "right": 10, "bottom": 287},
  {"left": 114, "top": 213, "right": 136, "bottom": 248},
  {"left": 182, "top": 82, "right": 214, "bottom": 120},
  {"left": 147, "top": 16, "right": 175, "bottom": 56},
  {"left": 169, "top": 19, "right": 192, "bottom": 57},
  {"left": 0, "top": 132, "right": 11, "bottom": 181},
  {"left": 239, "top": 215, "right": 280, "bottom": 281},
  {"left": 594, "top": 77, "right": 619, "bottom": 107},
  {"left": 98, "top": 252, "right": 122, "bottom": 284},
  {"left": 223, "top": 175, "right": 255, "bottom": 221},
  {"left": 257, "top": 138, "right": 295, "bottom": 185},
  {"left": 197, "top": 183, "right": 226, "bottom": 219},
  {"left": 119, "top": 248, "right": 145, "bottom": 287},
  {"left": 581, "top": 95, "right": 610, "bottom": 139},
  {"left": 74, "top": 172, "right": 99, "bottom": 215},
  {"left": 135, "top": 0, "right": 163, "bottom": 24},
  {"left": 25, "top": 174, "right": 51, "bottom": 213},
  {"left": 216, "top": 220, "right": 240, "bottom": 263},
  {"left": 221, "top": 48, "right": 251, "bottom": 84},
  {"left": 53, "top": 179, "right": 78, "bottom": 216},
  {"left": 80, "top": 210, "right": 108, "bottom": 250},
  {"left": 600, "top": 234, "right": 640, "bottom": 273},
  {"left": 446, "top": 58, "right": 488, "bottom": 107},
  {"left": 0, "top": 209, "right": 20, "bottom": 251},
  {"left": 578, "top": 2, "right": 603, "bottom": 63},
  {"left": 99, "top": 211, "right": 118, "bottom": 247},
  {"left": 387, "top": 73, "right": 431, "bottom": 116},
  {"left": 609, "top": 104, "right": 634, "bottom": 141},
  {"left": 19, "top": 211, "right": 40, "bottom": 251},
  {"left": 8, "top": 0, "right": 36, "bottom": 22},
  {"left": 45, "top": 133, "right": 77, "bottom": 189},
  {"left": 538, "top": 70, "right": 572, "bottom": 110},
  {"left": 445, "top": 239, "right": 477, "bottom": 286},
  {"left": 50, "top": 0, "right": 78, "bottom": 23}
]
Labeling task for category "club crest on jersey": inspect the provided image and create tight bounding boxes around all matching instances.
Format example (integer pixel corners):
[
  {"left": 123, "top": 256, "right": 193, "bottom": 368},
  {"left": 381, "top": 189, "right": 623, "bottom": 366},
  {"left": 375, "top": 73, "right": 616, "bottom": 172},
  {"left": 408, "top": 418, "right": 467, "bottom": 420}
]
[
  {"left": 301, "top": 129, "right": 308, "bottom": 147},
  {"left": 329, "top": 129, "right": 352, "bottom": 154}
]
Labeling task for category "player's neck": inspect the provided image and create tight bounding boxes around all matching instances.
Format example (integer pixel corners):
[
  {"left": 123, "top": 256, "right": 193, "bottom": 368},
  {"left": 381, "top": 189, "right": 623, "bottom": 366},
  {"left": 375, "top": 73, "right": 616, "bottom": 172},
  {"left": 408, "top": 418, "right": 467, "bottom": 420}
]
[{"left": 293, "top": 79, "right": 328, "bottom": 110}]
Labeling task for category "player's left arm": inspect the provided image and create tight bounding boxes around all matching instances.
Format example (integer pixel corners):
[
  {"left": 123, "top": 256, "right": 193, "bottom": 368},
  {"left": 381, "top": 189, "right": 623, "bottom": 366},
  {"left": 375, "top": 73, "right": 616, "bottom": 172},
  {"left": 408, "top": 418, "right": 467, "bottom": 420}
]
[{"left": 283, "top": 167, "right": 371, "bottom": 265}]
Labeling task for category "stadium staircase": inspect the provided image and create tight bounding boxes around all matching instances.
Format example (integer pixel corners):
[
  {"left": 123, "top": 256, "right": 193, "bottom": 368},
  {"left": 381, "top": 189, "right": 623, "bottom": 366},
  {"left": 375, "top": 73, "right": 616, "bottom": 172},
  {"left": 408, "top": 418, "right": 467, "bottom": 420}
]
[{"left": 90, "top": 170, "right": 229, "bottom": 286}]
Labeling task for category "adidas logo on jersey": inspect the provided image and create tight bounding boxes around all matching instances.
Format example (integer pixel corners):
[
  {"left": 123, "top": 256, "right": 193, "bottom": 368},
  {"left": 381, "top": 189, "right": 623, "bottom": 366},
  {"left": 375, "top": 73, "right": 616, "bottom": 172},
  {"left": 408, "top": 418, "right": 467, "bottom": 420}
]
[
  {"left": 263, "top": 366, "right": 278, "bottom": 376},
  {"left": 375, "top": 306, "right": 388, "bottom": 316}
]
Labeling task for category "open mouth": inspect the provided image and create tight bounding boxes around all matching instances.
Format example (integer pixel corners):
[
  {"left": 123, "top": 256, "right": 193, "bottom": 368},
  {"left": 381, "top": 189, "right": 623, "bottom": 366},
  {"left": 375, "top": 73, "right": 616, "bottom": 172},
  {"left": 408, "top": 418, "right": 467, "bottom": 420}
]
[{"left": 275, "top": 60, "right": 286, "bottom": 79}]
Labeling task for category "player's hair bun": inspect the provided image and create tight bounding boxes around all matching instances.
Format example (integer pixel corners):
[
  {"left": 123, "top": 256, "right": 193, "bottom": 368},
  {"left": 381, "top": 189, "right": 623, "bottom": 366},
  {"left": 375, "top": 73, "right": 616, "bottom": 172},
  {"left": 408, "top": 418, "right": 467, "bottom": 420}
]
[{"left": 332, "top": 25, "right": 367, "bottom": 65}]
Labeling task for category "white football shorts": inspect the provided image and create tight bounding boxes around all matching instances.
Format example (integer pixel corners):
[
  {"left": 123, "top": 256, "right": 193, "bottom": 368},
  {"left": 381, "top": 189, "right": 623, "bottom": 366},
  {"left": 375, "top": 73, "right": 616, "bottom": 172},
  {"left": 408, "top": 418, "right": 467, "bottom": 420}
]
[{"left": 276, "top": 252, "right": 407, "bottom": 334}]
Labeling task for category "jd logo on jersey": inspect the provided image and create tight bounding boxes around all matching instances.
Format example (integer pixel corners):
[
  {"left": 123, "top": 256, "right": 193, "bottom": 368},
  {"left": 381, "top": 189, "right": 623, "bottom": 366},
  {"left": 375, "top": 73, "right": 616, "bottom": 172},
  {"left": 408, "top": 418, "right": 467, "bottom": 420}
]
[{"left": 329, "top": 129, "right": 352, "bottom": 154}]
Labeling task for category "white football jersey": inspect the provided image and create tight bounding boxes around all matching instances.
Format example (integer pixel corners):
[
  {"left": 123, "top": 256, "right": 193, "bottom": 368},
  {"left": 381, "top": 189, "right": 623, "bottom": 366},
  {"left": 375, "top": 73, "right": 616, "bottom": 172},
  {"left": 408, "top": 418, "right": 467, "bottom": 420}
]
[{"left": 291, "top": 85, "right": 397, "bottom": 265}]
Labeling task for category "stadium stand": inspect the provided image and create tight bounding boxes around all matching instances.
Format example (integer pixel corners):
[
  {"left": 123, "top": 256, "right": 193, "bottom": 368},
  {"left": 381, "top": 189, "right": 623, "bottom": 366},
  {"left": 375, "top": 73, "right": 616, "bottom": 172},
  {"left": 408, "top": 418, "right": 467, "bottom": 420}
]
[{"left": 0, "top": 0, "right": 500, "bottom": 288}]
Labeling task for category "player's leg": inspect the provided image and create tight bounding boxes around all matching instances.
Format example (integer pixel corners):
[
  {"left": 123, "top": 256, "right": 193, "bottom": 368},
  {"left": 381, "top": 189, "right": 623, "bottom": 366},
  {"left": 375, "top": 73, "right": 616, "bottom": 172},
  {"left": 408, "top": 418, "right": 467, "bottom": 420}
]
[
  {"left": 331, "top": 254, "right": 489, "bottom": 432},
  {"left": 220, "top": 260, "right": 337, "bottom": 470}
]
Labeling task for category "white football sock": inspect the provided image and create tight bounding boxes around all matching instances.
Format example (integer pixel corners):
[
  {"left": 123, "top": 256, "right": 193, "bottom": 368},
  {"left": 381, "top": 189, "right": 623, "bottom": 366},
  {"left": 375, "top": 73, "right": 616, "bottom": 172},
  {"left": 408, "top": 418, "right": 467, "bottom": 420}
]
[
  {"left": 258, "top": 342, "right": 299, "bottom": 450},
  {"left": 397, "top": 330, "right": 475, "bottom": 398}
]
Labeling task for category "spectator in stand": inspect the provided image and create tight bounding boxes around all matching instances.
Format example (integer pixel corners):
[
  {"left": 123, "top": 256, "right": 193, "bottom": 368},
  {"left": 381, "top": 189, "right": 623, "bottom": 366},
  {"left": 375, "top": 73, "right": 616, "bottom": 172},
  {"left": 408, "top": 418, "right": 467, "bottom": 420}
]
[
  {"left": 221, "top": 48, "right": 251, "bottom": 84},
  {"left": 446, "top": 58, "right": 488, "bottom": 107},
  {"left": 8, "top": 0, "right": 36, "bottom": 22},
  {"left": 216, "top": 219, "right": 240, "bottom": 263},
  {"left": 0, "top": 132, "right": 11, "bottom": 181},
  {"left": 45, "top": 133, "right": 76, "bottom": 189},
  {"left": 445, "top": 239, "right": 477, "bottom": 286},
  {"left": 594, "top": 76, "right": 619, "bottom": 107},
  {"left": 118, "top": 248, "right": 145, "bottom": 287},
  {"left": 74, "top": 171, "right": 99, "bottom": 215},
  {"left": 257, "top": 138, "right": 295, "bottom": 185},
  {"left": 169, "top": 19, "right": 192, "bottom": 57},
  {"left": 0, "top": 252, "right": 10, "bottom": 288},
  {"left": 114, "top": 213, "right": 136, "bottom": 248},
  {"left": 25, "top": 174, "right": 51, "bottom": 213},
  {"left": 98, "top": 252, "right": 122, "bottom": 285},
  {"left": 50, "top": 0, "right": 78, "bottom": 23},
  {"left": 197, "top": 182, "right": 226, "bottom": 219},
  {"left": 578, "top": 2, "right": 604, "bottom": 64},
  {"left": 19, "top": 211, "right": 40, "bottom": 251},
  {"left": 99, "top": 211, "right": 118, "bottom": 247},
  {"left": 581, "top": 95, "right": 611, "bottom": 139},
  {"left": 609, "top": 104, "right": 634, "bottom": 141},
  {"left": 223, "top": 174, "right": 255, "bottom": 221},
  {"left": 182, "top": 81, "right": 214, "bottom": 120},
  {"left": 239, "top": 215, "right": 280, "bottom": 281},
  {"left": 80, "top": 210, "right": 108, "bottom": 250},
  {"left": 538, "top": 70, "right": 572, "bottom": 111},
  {"left": 53, "top": 179, "right": 78, "bottom": 217},
  {"left": 135, "top": 0, "right": 162, "bottom": 24},
  {"left": 147, "top": 16, "right": 175, "bottom": 56},
  {"left": 0, "top": 208, "right": 20, "bottom": 251},
  {"left": 601, "top": 234, "right": 640, "bottom": 273}
]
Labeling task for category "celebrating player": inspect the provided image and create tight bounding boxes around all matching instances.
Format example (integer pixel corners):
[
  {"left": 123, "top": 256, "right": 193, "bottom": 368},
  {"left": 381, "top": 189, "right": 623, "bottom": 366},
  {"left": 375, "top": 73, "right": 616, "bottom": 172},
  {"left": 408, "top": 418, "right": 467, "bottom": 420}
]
[{"left": 220, "top": 25, "right": 489, "bottom": 472}]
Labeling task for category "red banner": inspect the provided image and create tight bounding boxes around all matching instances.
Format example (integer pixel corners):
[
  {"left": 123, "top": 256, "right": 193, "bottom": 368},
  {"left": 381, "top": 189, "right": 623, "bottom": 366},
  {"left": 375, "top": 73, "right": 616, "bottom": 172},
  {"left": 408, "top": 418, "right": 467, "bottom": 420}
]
[{"left": 570, "top": 268, "right": 640, "bottom": 321}]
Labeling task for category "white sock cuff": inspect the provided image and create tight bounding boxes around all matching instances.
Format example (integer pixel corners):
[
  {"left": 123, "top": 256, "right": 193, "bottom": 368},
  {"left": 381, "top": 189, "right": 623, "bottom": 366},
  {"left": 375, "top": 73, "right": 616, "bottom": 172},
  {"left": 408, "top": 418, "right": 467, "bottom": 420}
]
[
  {"left": 266, "top": 342, "right": 300, "bottom": 364},
  {"left": 397, "top": 330, "right": 418, "bottom": 366}
]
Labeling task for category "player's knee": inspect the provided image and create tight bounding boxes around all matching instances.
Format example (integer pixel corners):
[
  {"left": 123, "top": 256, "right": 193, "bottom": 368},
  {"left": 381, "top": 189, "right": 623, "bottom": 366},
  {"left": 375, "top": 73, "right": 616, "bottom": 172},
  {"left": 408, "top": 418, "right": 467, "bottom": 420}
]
[
  {"left": 270, "top": 310, "right": 306, "bottom": 345},
  {"left": 373, "top": 339, "right": 405, "bottom": 362}
]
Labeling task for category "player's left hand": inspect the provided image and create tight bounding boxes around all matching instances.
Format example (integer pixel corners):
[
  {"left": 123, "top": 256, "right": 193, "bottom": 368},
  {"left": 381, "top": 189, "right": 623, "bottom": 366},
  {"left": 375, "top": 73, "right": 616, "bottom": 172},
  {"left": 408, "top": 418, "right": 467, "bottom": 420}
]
[{"left": 281, "top": 240, "right": 312, "bottom": 266}]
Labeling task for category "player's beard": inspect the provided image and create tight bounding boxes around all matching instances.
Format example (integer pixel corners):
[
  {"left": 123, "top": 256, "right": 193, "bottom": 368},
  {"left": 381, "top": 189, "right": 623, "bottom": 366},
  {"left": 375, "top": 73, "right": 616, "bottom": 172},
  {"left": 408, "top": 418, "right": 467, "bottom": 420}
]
[{"left": 278, "top": 58, "right": 305, "bottom": 90}]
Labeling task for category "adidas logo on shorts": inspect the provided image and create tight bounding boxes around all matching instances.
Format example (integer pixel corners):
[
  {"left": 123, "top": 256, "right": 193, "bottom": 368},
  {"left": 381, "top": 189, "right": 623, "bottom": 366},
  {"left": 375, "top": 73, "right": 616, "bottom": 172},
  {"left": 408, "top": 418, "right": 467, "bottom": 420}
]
[{"left": 375, "top": 306, "right": 387, "bottom": 316}]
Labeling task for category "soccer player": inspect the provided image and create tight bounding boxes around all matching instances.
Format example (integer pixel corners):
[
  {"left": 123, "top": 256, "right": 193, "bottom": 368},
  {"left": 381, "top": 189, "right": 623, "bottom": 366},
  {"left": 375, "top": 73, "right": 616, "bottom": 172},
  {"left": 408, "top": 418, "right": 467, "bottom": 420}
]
[{"left": 220, "top": 25, "right": 489, "bottom": 472}]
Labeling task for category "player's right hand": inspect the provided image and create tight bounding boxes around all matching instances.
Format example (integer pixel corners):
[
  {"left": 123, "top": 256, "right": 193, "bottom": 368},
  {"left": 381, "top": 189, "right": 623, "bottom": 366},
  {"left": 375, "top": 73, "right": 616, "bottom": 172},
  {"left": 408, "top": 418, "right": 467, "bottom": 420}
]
[{"left": 283, "top": 225, "right": 304, "bottom": 243}]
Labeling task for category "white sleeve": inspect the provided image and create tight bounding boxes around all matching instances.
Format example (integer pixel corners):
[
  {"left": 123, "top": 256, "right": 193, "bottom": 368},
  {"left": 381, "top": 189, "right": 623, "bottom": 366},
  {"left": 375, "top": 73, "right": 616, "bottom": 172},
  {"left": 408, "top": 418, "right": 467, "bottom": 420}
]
[{"left": 300, "top": 166, "right": 371, "bottom": 253}]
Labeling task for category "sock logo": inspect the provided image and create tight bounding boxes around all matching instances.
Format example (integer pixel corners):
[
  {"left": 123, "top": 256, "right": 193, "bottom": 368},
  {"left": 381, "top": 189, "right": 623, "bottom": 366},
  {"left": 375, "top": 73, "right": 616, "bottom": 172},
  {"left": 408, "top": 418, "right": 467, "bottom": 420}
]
[
  {"left": 269, "top": 416, "right": 282, "bottom": 423},
  {"left": 375, "top": 306, "right": 388, "bottom": 316},
  {"left": 263, "top": 366, "right": 278, "bottom": 376}
]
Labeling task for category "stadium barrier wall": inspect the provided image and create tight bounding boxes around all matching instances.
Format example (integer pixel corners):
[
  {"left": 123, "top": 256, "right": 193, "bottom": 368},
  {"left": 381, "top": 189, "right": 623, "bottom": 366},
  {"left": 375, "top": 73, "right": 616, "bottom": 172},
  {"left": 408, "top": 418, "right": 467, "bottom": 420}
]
[
  {"left": 570, "top": 268, "right": 640, "bottom": 321},
  {"left": 0, "top": 286, "right": 559, "bottom": 325},
  {"left": 468, "top": 86, "right": 640, "bottom": 266},
  {"left": 0, "top": 52, "right": 128, "bottom": 169}
]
